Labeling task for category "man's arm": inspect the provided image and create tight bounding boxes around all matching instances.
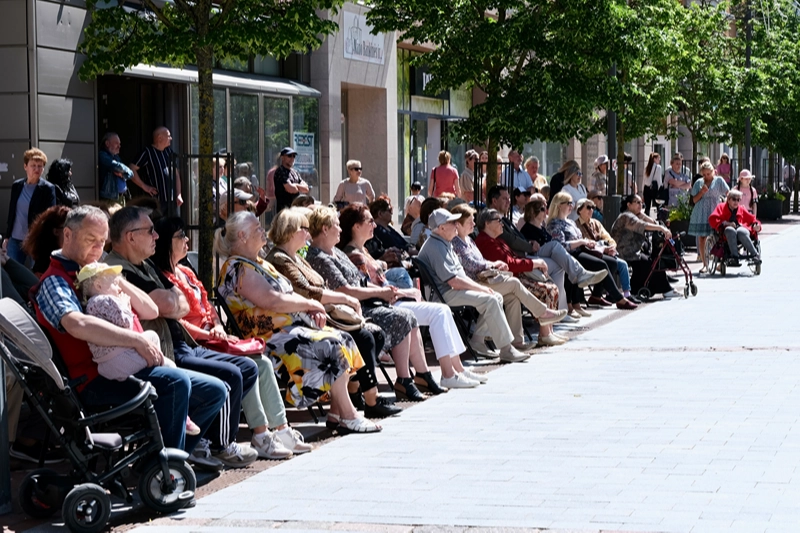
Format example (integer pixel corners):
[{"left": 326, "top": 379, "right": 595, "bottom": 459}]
[
  {"left": 118, "top": 278, "right": 159, "bottom": 320},
  {"left": 61, "top": 312, "right": 162, "bottom": 366},
  {"left": 147, "top": 287, "right": 189, "bottom": 319},
  {"left": 129, "top": 164, "right": 158, "bottom": 196},
  {"left": 100, "top": 151, "right": 133, "bottom": 179},
  {"left": 448, "top": 274, "right": 493, "bottom": 294}
]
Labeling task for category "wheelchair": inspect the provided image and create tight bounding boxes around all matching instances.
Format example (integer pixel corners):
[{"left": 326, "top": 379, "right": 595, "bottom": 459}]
[
  {"left": 707, "top": 226, "right": 762, "bottom": 276},
  {"left": 0, "top": 299, "right": 195, "bottom": 533}
]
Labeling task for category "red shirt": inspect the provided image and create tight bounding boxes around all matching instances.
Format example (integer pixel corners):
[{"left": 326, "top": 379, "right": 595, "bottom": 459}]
[
  {"left": 474, "top": 231, "right": 534, "bottom": 275},
  {"left": 708, "top": 202, "right": 759, "bottom": 237},
  {"left": 430, "top": 165, "right": 459, "bottom": 197}
]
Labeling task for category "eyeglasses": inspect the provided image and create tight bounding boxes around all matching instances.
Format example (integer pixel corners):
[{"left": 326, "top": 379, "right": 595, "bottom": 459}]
[
  {"left": 563, "top": 201, "right": 574, "bottom": 207},
  {"left": 300, "top": 226, "right": 310, "bottom": 232},
  {"left": 351, "top": 167, "right": 363, "bottom": 171},
  {"left": 173, "top": 230, "right": 187, "bottom": 239},
  {"left": 236, "top": 199, "right": 248, "bottom": 206},
  {"left": 576, "top": 172, "right": 583, "bottom": 176},
  {"left": 489, "top": 217, "right": 503, "bottom": 223},
  {"left": 538, "top": 207, "right": 547, "bottom": 213},
  {"left": 729, "top": 199, "right": 740, "bottom": 203},
  {"left": 128, "top": 226, "right": 155, "bottom": 235}
]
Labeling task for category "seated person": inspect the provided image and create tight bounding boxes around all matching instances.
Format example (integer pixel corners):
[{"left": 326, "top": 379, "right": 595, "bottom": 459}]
[
  {"left": 511, "top": 187, "right": 531, "bottom": 227},
  {"left": 708, "top": 189, "right": 762, "bottom": 265},
  {"left": 31, "top": 205, "right": 227, "bottom": 457},
  {"left": 369, "top": 196, "right": 417, "bottom": 260},
  {"left": 336, "top": 204, "right": 484, "bottom": 388},
  {"left": 417, "top": 208, "right": 532, "bottom": 363},
  {"left": 214, "top": 211, "right": 380, "bottom": 434},
  {"left": 410, "top": 196, "right": 444, "bottom": 248},
  {"left": 153, "top": 216, "right": 311, "bottom": 458},
  {"left": 449, "top": 204, "right": 567, "bottom": 348},
  {"left": 610, "top": 195, "right": 680, "bottom": 299},
  {"left": 262, "top": 208, "right": 403, "bottom": 417},
  {"left": 106, "top": 206, "right": 259, "bottom": 469},
  {"left": 22, "top": 205, "right": 71, "bottom": 276},
  {"left": 546, "top": 193, "right": 637, "bottom": 311},
  {"left": 401, "top": 181, "right": 424, "bottom": 236}
]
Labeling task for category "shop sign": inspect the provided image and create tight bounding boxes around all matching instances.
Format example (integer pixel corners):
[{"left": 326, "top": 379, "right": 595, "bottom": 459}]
[
  {"left": 412, "top": 65, "right": 448, "bottom": 100},
  {"left": 343, "top": 12, "right": 385, "bottom": 65},
  {"left": 293, "top": 132, "right": 316, "bottom": 173}
]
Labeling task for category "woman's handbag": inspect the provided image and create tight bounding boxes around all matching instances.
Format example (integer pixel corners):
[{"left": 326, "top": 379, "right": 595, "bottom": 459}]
[
  {"left": 204, "top": 337, "right": 266, "bottom": 356},
  {"left": 324, "top": 304, "right": 366, "bottom": 332}
]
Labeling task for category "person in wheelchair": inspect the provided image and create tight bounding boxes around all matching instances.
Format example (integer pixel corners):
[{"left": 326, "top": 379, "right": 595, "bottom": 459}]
[{"left": 708, "top": 190, "right": 762, "bottom": 267}]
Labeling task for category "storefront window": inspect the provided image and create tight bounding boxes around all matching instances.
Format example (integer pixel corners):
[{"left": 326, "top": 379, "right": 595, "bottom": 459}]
[
  {"left": 230, "top": 92, "right": 260, "bottom": 184},
  {"left": 264, "top": 96, "right": 290, "bottom": 179},
  {"left": 292, "top": 95, "right": 320, "bottom": 192},
  {"left": 522, "top": 141, "right": 566, "bottom": 178}
]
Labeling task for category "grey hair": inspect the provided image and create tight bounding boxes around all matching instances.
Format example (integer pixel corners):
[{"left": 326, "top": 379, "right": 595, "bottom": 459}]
[
  {"left": 727, "top": 189, "right": 743, "bottom": 200},
  {"left": 109, "top": 206, "right": 150, "bottom": 244},
  {"left": 214, "top": 211, "right": 257, "bottom": 258},
  {"left": 476, "top": 208, "right": 501, "bottom": 231},
  {"left": 64, "top": 205, "right": 108, "bottom": 232}
]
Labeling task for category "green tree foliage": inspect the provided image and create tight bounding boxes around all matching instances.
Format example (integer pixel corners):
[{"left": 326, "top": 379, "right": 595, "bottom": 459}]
[{"left": 79, "top": 0, "right": 341, "bottom": 288}]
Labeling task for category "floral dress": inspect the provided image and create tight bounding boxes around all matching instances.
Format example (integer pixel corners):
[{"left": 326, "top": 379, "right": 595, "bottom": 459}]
[
  {"left": 306, "top": 246, "right": 417, "bottom": 350},
  {"left": 217, "top": 255, "right": 363, "bottom": 408},
  {"left": 689, "top": 176, "right": 730, "bottom": 237}
]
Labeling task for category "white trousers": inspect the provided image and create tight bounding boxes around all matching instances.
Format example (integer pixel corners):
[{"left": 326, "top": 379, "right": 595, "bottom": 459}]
[{"left": 395, "top": 301, "right": 466, "bottom": 359}]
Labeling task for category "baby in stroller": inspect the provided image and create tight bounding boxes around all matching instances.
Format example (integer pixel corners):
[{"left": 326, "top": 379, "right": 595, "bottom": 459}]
[
  {"left": 79, "top": 262, "right": 200, "bottom": 435},
  {"left": 708, "top": 189, "right": 762, "bottom": 268}
]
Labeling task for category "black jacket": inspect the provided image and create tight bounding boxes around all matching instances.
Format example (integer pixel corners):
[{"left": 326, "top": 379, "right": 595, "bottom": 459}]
[{"left": 6, "top": 179, "right": 57, "bottom": 235}]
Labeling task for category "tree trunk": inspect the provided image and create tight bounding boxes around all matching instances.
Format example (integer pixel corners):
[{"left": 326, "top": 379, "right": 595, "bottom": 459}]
[{"left": 196, "top": 43, "right": 215, "bottom": 290}]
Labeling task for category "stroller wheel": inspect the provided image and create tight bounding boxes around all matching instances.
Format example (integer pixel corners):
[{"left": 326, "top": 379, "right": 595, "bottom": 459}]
[
  {"left": 690, "top": 283, "right": 698, "bottom": 296},
  {"left": 20, "top": 469, "right": 61, "bottom": 518},
  {"left": 62, "top": 483, "right": 111, "bottom": 533},
  {"left": 138, "top": 459, "right": 197, "bottom": 514},
  {"left": 637, "top": 288, "right": 652, "bottom": 302},
  {"left": 720, "top": 262, "right": 727, "bottom": 276},
  {"left": 683, "top": 285, "right": 690, "bottom": 298}
]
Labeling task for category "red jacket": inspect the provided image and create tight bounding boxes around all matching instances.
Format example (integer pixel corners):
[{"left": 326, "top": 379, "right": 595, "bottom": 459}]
[
  {"left": 474, "top": 231, "right": 533, "bottom": 275},
  {"left": 708, "top": 202, "right": 760, "bottom": 237}
]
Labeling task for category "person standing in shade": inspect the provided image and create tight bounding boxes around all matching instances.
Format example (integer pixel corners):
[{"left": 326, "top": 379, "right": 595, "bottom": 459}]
[
  {"left": 47, "top": 159, "right": 80, "bottom": 207},
  {"left": 273, "top": 147, "right": 309, "bottom": 212},
  {"left": 6, "top": 148, "right": 56, "bottom": 264},
  {"left": 131, "top": 127, "right": 183, "bottom": 214},
  {"left": 99, "top": 133, "right": 139, "bottom": 206},
  {"left": 333, "top": 160, "right": 375, "bottom": 206}
]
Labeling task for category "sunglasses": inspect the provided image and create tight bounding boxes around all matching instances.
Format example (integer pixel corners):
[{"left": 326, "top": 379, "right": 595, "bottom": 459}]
[
  {"left": 351, "top": 167, "right": 363, "bottom": 171},
  {"left": 286, "top": 154, "right": 297, "bottom": 158},
  {"left": 173, "top": 230, "right": 187, "bottom": 239},
  {"left": 539, "top": 207, "right": 547, "bottom": 213},
  {"left": 563, "top": 201, "right": 574, "bottom": 206},
  {"left": 128, "top": 226, "right": 155, "bottom": 235}
]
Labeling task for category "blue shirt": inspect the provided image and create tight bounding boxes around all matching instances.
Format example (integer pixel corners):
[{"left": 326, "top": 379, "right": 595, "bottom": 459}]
[
  {"left": 35, "top": 253, "right": 83, "bottom": 333},
  {"left": 11, "top": 183, "right": 36, "bottom": 240},
  {"left": 506, "top": 166, "right": 533, "bottom": 191}
]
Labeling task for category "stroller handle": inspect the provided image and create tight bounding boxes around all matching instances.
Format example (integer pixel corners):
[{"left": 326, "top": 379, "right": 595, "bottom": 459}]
[{"left": 80, "top": 379, "right": 157, "bottom": 426}]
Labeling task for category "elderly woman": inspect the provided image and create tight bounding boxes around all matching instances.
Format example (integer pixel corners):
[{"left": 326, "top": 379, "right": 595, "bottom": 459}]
[
  {"left": 561, "top": 164, "right": 588, "bottom": 221},
  {"left": 735, "top": 169, "right": 758, "bottom": 216},
  {"left": 690, "top": 160, "right": 730, "bottom": 273},
  {"left": 337, "top": 204, "right": 486, "bottom": 388},
  {"left": 152, "top": 217, "right": 309, "bottom": 458},
  {"left": 575, "top": 198, "right": 640, "bottom": 304},
  {"left": 307, "top": 207, "right": 465, "bottom": 397},
  {"left": 665, "top": 153, "right": 691, "bottom": 207},
  {"left": 450, "top": 204, "right": 567, "bottom": 347},
  {"left": 264, "top": 209, "right": 402, "bottom": 417},
  {"left": 7, "top": 148, "right": 56, "bottom": 264},
  {"left": 333, "top": 160, "right": 375, "bottom": 206},
  {"left": 214, "top": 212, "right": 380, "bottom": 434},
  {"left": 546, "top": 192, "right": 638, "bottom": 311},
  {"left": 430, "top": 150, "right": 461, "bottom": 198},
  {"left": 590, "top": 155, "right": 609, "bottom": 196},
  {"left": 610, "top": 195, "right": 679, "bottom": 298}
]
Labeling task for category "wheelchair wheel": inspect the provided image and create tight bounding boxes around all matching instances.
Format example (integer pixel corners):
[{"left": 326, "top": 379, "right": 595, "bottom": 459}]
[
  {"left": 754, "top": 263, "right": 762, "bottom": 276},
  {"left": 720, "top": 262, "right": 726, "bottom": 276},
  {"left": 683, "top": 285, "right": 690, "bottom": 298},
  {"left": 19, "top": 469, "right": 61, "bottom": 518},
  {"left": 690, "top": 282, "right": 698, "bottom": 296},
  {"left": 138, "top": 459, "right": 196, "bottom": 514},
  {"left": 62, "top": 483, "right": 111, "bottom": 533},
  {"left": 637, "top": 287, "right": 652, "bottom": 302}
]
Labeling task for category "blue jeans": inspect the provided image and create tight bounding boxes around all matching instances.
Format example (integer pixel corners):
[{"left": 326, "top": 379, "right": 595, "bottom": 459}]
[
  {"left": 385, "top": 267, "right": 413, "bottom": 289},
  {"left": 79, "top": 366, "right": 227, "bottom": 452},
  {"left": 173, "top": 341, "right": 258, "bottom": 450},
  {"left": 7, "top": 238, "right": 29, "bottom": 267},
  {"left": 616, "top": 258, "right": 631, "bottom": 292}
]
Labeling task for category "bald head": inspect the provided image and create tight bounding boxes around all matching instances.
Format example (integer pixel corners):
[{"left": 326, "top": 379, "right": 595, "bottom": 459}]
[{"left": 153, "top": 127, "right": 172, "bottom": 150}]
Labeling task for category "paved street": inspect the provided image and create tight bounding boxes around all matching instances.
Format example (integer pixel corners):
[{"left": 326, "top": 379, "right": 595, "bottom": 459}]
[{"left": 28, "top": 221, "right": 800, "bottom": 533}]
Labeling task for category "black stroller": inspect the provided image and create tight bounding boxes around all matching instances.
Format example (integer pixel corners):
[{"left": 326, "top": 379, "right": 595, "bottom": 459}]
[
  {"left": 637, "top": 229, "right": 698, "bottom": 301},
  {"left": 0, "top": 298, "right": 195, "bottom": 533}
]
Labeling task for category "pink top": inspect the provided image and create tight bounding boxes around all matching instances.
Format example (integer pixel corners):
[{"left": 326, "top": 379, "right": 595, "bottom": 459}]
[
  {"left": 717, "top": 163, "right": 731, "bottom": 182},
  {"left": 430, "top": 165, "right": 459, "bottom": 197}
]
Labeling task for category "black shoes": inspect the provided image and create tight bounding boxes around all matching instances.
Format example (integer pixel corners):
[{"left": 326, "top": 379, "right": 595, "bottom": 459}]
[
  {"left": 364, "top": 397, "right": 402, "bottom": 418},
  {"left": 414, "top": 371, "right": 448, "bottom": 395},
  {"left": 394, "top": 377, "right": 426, "bottom": 401}
]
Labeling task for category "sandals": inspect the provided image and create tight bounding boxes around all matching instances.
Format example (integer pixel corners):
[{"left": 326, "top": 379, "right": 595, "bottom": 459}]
[
  {"left": 698, "top": 266, "right": 708, "bottom": 274},
  {"left": 338, "top": 416, "right": 382, "bottom": 434},
  {"left": 326, "top": 413, "right": 341, "bottom": 430}
]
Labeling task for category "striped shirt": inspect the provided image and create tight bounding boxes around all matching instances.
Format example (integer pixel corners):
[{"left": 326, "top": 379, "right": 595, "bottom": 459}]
[{"left": 134, "top": 145, "right": 174, "bottom": 204}]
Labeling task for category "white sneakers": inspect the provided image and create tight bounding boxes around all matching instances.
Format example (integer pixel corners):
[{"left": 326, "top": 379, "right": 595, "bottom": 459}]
[
  {"left": 441, "top": 373, "right": 480, "bottom": 389},
  {"left": 212, "top": 441, "right": 258, "bottom": 468},
  {"left": 498, "top": 345, "right": 531, "bottom": 363},
  {"left": 537, "top": 333, "right": 568, "bottom": 347},
  {"left": 275, "top": 427, "right": 313, "bottom": 455},
  {"left": 188, "top": 439, "right": 224, "bottom": 471},
  {"left": 251, "top": 432, "right": 293, "bottom": 460},
  {"left": 461, "top": 368, "right": 488, "bottom": 383},
  {"left": 575, "top": 270, "right": 608, "bottom": 288}
]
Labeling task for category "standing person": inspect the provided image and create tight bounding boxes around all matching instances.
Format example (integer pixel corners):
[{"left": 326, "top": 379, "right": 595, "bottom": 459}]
[
  {"left": 99, "top": 133, "right": 137, "bottom": 206},
  {"left": 333, "top": 160, "right": 375, "bottom": 206},
  {"left": 665, "top": 153, "right": 691, "bottom": 207},
  {"left": 641, "top": 152, "right": 663, "bottom": 215},
  {"left": 460, "top": 150, "right": 478, "bottom": 203},
  {"left": 549, "top": 160, "right": 578, "bottom": 199},
  {"left": 525, "top": 156, "right": 548, "bottom": 192},
  {"left": 716, "top": 153, "right": 732, "bottom": 184},
  {"left": 131, "top": 126, "right": 183, "bottom": 214},
  {"left": 590, "top": 155, "right": 609, "bottom": 196},
  {"left": 6, "top": 148, "right": 56, "bottom": 264},
  {"left": 735, "top": 169, "right": 758, "bottom": 216},
  {"left": 561, "top": 165, "right": 588, "bottom": 221},
  {"left": 273, "top": 147, "right": 310, "bottom": 212},
  {"left": 31, "top": 205, "right": 227, "bottom": 456},
  {"left": 429, "top": 150, "right": 461, "bottom": 198},
  {"left": 505, "top": 150, "right": 533, "bottom": 192},
  {"left": 47, "top": 159, "right": 80, "bottom": 207},
  {"left": 689, "top": 161, "right": 730, "bottom": 273}
]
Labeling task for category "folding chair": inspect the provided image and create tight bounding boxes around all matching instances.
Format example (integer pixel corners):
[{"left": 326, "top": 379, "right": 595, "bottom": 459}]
[{"left": 411, "top": 257, "right": 481, "bottom": 362}]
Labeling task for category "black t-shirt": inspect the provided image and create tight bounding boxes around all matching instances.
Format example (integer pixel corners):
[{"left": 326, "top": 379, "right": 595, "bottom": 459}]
[
  {"left": 520, "top": 222, "right": 553, "bottom": 246},
  {"left": 120, "top": 259, "right": 185, "bottom": 347},
  {"left": 550, "top": 172, "right": 565, "bottom": 198},
  {"left": 273, "top": 165, "right": 303, "bottom": 212}
]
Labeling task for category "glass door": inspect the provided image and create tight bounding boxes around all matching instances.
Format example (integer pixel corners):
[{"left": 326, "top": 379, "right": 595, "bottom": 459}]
[{"left": 410, "top": 118, "right": 428, "bottom": 191}]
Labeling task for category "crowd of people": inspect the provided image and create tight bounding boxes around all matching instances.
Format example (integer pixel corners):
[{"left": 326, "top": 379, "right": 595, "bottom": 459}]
[{"left": 3, "top": 141, "right": 765, "bottom": 484}]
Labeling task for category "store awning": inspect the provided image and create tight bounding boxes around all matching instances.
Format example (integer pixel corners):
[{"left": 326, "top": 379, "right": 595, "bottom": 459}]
[{"left": 123, "top": 64, "right": 321, "bottom": 98}]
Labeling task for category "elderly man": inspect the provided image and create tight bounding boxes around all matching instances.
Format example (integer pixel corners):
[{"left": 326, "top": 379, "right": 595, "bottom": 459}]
[
  {"left": 417, "top": 208, "right": 532, "bottom": 363},
  {"left": 98, "top": 132, "right": 141, "bottom": 206},
  {"left": 708, "top": 190, "right": 762, "bottom": 266},
  {"left": 31, "top": 205, "right": 227, "bottom": 458},
  {"left": 105, "top": 206, "right": 259, "bottom": 469},
  {"left": 525, "top": 156, "right": 548, "bottom": 192},
  {"left": 273, "top": 147, "right": 310, "bottom": 212},
  {"left": 505, "top": 150, "right": 534, "bottom": 192},
  {"left": 131, "top": 126, "right": 183, "bottom": 214}
]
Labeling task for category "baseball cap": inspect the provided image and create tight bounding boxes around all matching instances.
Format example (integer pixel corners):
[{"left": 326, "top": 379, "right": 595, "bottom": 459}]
[
  {"left": 280, "top": 147, "right": 297, "bottom": 157},
  {"left": 77, "top": 262, "right": 122, "bottom": 285},
  {"left": 411, "top": 181, "right": 423, "bottom": 191},
  {"left": 428, "top": 208, "right": 461, "bottom": 230}
]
